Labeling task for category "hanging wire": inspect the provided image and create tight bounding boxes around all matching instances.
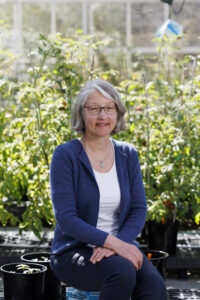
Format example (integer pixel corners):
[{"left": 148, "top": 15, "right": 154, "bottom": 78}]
[{"left": 172, "top": 0, "right": 186, "bottom": 15}]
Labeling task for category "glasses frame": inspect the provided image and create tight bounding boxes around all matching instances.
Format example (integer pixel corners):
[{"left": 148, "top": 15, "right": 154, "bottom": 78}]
[{"left": 83, "top": 105, "right": 117, "bottom": 115}]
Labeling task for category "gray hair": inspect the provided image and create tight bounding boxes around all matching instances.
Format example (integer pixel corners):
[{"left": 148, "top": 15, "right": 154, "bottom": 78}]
[{"left": 71, "top": 79, "right": 126, "bottom": 134}]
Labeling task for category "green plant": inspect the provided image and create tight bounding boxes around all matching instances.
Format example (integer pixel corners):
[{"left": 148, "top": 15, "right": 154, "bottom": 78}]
[
  {"left": 116, "top": 36, "right": 200, "bottom": 224},
  {"left": 15, "top": 264, "right": 41, "bottom": 274},
  {"left": 0, "top": 31, "right": 118, "bottom": 237},
  {"left": 0, "top": 32, "right": 199, "bottom": 237},
  {"left": 31, "top": 256, "right": 49, "bottom": 262}
]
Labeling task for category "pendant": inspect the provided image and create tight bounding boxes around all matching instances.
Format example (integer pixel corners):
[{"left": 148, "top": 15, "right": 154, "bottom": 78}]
[{"left": 100, "top": 161, "right": 104, "bottom": 168}]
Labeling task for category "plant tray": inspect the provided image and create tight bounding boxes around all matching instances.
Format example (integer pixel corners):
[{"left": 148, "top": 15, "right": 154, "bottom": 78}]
[{"left": 167, "top": 288, "right": 200, "bottom": 300}]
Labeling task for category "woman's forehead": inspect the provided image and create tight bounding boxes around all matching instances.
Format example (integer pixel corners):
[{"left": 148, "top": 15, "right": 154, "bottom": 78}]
[{"left": 86, "top": 91, "right": 114, "bottom": 105}]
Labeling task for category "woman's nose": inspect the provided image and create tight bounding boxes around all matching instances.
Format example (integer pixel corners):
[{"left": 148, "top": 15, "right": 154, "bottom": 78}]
[{"left": 98, "top": 109, "right": 107, "bottom": 118}]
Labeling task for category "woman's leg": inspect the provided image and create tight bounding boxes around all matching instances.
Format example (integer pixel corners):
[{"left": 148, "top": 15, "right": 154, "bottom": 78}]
[
  {"left": 50, "top": 245, "right": 136, "bottom": 300},
  {"left": 132, "top": 254, "right": 167, "bottom": 300}
]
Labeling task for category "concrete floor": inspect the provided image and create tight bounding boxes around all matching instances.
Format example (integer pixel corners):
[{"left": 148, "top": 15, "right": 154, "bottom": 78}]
[
  {"left": 166, "top": 277, "right": 200, "bottom": 289},
  {"left": 0, "top": 227, "right": 200, "bottom": 298}
]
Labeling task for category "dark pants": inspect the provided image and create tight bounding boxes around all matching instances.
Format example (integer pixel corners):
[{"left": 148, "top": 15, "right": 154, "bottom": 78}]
[{"left": 50, "top": 246, "right": 167, "bottom": 300}]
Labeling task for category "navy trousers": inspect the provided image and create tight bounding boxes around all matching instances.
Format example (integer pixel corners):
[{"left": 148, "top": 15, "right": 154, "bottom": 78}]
[{"left": 50, "top": 246, "right": 167, "bottom": 300}]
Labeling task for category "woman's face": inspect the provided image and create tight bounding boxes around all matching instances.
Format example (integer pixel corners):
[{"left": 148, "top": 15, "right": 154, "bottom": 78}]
[{"left": 83, "top": 91, "right": 117, "bottom": 139}]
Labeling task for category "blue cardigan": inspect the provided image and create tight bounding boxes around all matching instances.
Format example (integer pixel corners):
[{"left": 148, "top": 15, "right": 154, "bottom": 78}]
[{"left": 50, "top": 139, "right": 147, "bottom": 255}]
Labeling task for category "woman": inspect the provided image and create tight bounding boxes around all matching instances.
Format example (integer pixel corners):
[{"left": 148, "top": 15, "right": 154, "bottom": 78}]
[{"left": 50, "top": 79, "right": 167, "bottom": 299}]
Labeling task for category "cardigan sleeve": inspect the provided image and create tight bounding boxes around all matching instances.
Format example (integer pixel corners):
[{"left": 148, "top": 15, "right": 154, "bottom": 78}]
[
  {"left": 116, "top": 147, "right": 147, "bottom": 244},
  {"left": 50, "top": 146, "right": 109, "bottom": 247}
]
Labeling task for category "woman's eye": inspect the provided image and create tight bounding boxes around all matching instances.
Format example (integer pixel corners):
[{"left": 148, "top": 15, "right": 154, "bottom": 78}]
[{"left": 107, "top": 106, "right": 115, "bottom": 111}]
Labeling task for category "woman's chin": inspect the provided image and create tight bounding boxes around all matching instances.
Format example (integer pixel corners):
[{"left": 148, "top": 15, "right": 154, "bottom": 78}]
[{"left": 94, "top": 130, "right": 112, "bottom": 138}]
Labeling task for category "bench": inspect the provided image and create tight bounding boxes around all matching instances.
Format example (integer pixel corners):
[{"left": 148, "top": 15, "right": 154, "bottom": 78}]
[{"left": 61, "top": 282, "right": 100, "bottom": 299}]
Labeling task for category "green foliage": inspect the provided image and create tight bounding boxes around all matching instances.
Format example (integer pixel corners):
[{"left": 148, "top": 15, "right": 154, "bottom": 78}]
[
  {"left": 31, "top": 256, "right": 49, "bottom": 262},
  {"left": 116, "top": 36, "right": 200, "bottom": 224},
  {"left": 0, "top": 32, "right": 118, "bottom": 237},
  {"left": 16, "top": 264, "right": 41, "bottom": 274},
  {"left": 0, "top": 21, "right": 18, "bottom": 79},
  {"left": 0, "top": 33, "right": 199, "bottom": 237}
]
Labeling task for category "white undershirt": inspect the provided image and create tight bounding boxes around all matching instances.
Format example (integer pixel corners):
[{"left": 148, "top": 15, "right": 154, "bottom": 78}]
[{"left": 93, "top": 157, "right": 121, "bottom": 237}]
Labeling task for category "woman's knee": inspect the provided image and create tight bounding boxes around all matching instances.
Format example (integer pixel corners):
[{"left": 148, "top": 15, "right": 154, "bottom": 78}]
[
  {"left": 134, "top": 255, "right": 167, "bottom": 299},
  {"left": 105, "top": 256, "right": 136, "bottom": 288}
]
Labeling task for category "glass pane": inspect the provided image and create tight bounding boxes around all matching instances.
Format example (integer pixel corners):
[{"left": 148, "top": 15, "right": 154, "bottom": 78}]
[
  {"left": 56, "top": 3, "right": 82, "bottom": 35},
  {"left": 23, "top": 3, "right": 50, "bottom": 35},
  {"left": 174, "top": 2, "right": 200, "bottom": 47},
  {"left": 93, "top": 3, "right": 126, "bottom": 45},
  {"left": 132, "top": 2, "right": 164, "bottom": 48},
  {"left": 0, "top": 3, "right": 13, "bottom": 29},
  {"left": 22, "top": 4, "right": 50, "bottom": 53}
]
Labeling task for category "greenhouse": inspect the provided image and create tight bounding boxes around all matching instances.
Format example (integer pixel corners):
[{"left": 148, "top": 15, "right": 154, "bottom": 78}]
[{"left": 0, "top": 0, "right": 200, "bottom": 299}]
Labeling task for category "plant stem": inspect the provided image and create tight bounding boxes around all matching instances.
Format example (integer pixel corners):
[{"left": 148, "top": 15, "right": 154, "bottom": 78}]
[{"left": 33, "top": 53, "right": 50, "bottom": 168}]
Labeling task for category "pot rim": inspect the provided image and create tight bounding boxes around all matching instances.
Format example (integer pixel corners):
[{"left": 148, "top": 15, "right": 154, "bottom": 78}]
[
  {"left": 0, "top": 262, "right": 47, "bottom": 274},
  {"left": 143, "top": 249, "right": 169, "bottom": 260},
  {"left": 21, "top": 252, "right": 50, "bottom": 263}
]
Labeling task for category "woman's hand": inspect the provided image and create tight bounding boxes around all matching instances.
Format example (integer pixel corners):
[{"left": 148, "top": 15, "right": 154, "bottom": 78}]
[
  {"left": 103, "top": 235, "right": 143, "bottom": 271},
  {"left": 90, "top": 247, "right": 115, "bottom": 264}
]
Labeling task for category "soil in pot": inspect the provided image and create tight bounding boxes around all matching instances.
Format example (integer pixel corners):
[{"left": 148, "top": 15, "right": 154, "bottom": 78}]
[
  {"left": 0, "top": 262, "right": 47, "bottom": 300},
  {"left": 21, "top": 252, "right": 61, "bottom": 300}
]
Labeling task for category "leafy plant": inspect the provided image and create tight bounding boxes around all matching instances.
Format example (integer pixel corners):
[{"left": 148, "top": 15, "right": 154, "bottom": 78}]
[
  {"left": 16, "top": 264, "right": 41, "bottom": 274},
  {"left": 0, "top": 31, "right": 118, "bottom": 237},
  {"left": 0, "top": 32, "right": 199, "bottom": 237},
  {"left": 31, "top": 256, "right": 49, "bottom": 262},
  {"left": 116, "top": 36, "right": 200, "bottom": 224}
]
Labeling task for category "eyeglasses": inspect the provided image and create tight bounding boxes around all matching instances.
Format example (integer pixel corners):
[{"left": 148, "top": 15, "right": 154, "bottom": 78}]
[{"left": 84, "top": 105, "right": 117, "bottom": 115}]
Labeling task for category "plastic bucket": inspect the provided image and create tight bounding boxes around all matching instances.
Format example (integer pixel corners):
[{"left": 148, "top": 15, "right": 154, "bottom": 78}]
[
  {"left": 1, "top": 262, "right": 47, "bottom": 300},
  {"left": 21, "top": 252, "right": 61, "bottom": 300}
]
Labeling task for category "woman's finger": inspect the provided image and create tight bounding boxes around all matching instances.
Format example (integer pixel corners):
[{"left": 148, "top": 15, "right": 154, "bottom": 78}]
[
  {"left": 90, "top": 248, "right": 115, "bottom": 264},
  {"left": 93, "top": 248, "right": 110, "bottom": 263},
  {"left": 116, "top": 246, "right": 143, "bottom": 270},
  {"left": 90, "top": 247, "right": 101, "bottom": 263},
  {"left": 104, "top": 250, "right": 115, "bottom": 257},
  {"left": 90, "top": 247, "right": 105, "bottom": 263}
]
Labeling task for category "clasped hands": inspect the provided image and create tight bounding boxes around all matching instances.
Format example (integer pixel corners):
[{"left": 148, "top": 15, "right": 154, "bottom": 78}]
[{"left": 90, "top": 234, "right": 143, "bottom": 271}]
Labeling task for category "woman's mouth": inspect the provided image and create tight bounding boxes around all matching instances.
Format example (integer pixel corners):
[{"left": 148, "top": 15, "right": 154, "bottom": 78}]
[{"left": 96, "top": 123, "right": 108, "bottom": 127}]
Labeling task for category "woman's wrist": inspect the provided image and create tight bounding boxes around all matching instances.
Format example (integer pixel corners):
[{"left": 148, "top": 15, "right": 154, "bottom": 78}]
[{"left": 103, "top": 234, "right": 124, "bottom": 251}]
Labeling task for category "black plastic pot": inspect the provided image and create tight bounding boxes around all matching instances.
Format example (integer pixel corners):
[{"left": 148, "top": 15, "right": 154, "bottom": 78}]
[
  {"left": 147, "top": 221, "right": 179, "bottom": 255},
  {"left": 143, "top": 250, "right": 169, "bottom": 277},
  {"left": 21, "top": 252, "right": 61, "bottom": 300},
  {"left": 1, "top": 262, "right": 47, "bottom": 300}
]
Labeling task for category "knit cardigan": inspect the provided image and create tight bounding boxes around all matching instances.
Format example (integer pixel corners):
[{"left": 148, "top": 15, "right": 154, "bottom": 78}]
[{"left": 50, "top": 139, "right": 147, "bottom": 255}]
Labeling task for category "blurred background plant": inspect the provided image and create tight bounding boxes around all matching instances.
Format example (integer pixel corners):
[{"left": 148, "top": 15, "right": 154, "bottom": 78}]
[
  {"left": 0, "top": 30, "right": 118, "bottom": 237},
  {"left": 116, "top": 35, "right": 200, "bottom": 226},
  {"left": 0, "top": 25, "right": 199, "bottom": 237}
]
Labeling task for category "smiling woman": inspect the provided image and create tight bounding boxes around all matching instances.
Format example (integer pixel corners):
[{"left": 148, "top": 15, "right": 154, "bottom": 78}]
[
  {"left": 50, "top": 79, "right": 167, "bottom": 300},
  {"left": 71, "top": 79, "right": 126, "bottom": 135}
]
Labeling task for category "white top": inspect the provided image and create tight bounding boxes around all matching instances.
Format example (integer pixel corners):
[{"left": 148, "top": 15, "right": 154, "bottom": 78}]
[{"left": 93, "top": 158, "right": 121, "bottom": 237}]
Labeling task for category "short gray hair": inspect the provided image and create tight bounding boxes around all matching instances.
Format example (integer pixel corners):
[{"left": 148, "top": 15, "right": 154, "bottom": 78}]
[{"left": 71, "top": 79, "right": 126, "bottom": 134}]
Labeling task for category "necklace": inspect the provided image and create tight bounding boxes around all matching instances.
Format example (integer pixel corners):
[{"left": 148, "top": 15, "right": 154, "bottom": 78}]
[{"left": 81, "top": 138, "right": 111, "bottom": 168}]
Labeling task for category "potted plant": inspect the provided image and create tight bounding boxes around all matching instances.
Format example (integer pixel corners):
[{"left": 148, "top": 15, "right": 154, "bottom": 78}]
[
  {"left": 143, "top": 250, "right": 168, "bottom": 277},
  {"left": 146, "top": 190, "right": 180, "bottom": 255},
  {"left": 117, "top": 36, "right": 200, "bottom": 255},
  {"left": 21, "top": 252, "right": 61, "bottom": 300},
  {"left": 0, "top": 262, "right": 47, "bottom": 300},
  {"left": 145, "top": 116, "right": 198, "bottom": 255}
]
